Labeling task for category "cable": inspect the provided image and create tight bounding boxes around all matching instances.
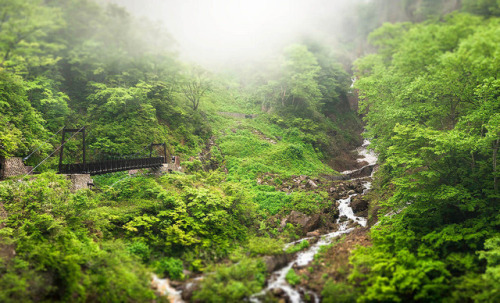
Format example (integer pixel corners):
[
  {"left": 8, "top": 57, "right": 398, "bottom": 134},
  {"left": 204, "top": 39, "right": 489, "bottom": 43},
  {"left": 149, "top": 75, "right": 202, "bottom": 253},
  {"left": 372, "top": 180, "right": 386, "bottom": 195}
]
[
  {"left": 23, "top": 126, "right": 65, "bottom": 162},
  {"left": 24, "top": 125, "right": 85, "bottom": 177},
  {"left": 128, "top": 143, "right": 151, "bottom": 159},
  {"left": 109, "top": 173, "right": 132, "bottom": 188}
]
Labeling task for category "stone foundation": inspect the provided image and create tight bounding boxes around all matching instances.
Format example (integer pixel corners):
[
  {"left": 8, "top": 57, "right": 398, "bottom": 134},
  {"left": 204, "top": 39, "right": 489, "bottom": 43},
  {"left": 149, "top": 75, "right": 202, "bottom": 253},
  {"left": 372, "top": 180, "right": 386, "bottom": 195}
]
[
  {"left": 65, "top": 174, "right": 93, "bottom": 192},
  {"left": 0, "top": 157, "right": 28, "bottom": 179},
  {"left": 150, "top": 156, "right": 182, "bottom": 176}
]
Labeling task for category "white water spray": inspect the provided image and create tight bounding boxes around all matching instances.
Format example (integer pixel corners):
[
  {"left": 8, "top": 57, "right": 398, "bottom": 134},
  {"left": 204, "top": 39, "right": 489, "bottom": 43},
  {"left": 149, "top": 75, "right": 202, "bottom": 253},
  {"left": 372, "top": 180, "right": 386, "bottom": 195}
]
[{"left": 252, "top": 140, "right": 377, "bottom": 303}]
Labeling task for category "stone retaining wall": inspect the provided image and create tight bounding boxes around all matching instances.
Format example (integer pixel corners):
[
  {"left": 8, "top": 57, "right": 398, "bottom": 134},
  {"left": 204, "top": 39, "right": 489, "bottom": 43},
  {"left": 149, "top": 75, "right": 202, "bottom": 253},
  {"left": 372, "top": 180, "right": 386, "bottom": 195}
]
[
  {"left": 65, "top": 174, "right": 93, "bottom": 192},
  {"left": 0, "top": 157, "right": 28, "bottom": 179}
]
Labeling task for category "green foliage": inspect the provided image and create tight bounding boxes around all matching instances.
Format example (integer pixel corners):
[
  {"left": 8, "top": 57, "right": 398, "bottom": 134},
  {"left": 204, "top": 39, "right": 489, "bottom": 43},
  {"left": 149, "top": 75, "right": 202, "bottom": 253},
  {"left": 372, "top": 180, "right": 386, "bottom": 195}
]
[
  {"left": 254, "top": 191, "right": 292, "bottom": 216},
  {"left": 127, "top": 241, "right": 151, "bottom": 263},
  {"left": 0, "top": 1, "right": 367, "bottom": 301},
  {"left": 155, "top": 257, "right": 184, "bottom": 280},
  {"left": 193, "top": 259, "right": 267, "bottom": 302},
  {"left": 463, "top": 0, "right": 500, "bottom": 16},
  {"left": 350, "top": 245, "right": 452, "bottom": 301},
  {"left": 0, "top": 173, "right": 157, "bottom": 302},
  {"left": 285, "top": 268, "right": 301, "bottom": 286},
  {"left": 248, "top": 237, "right": 284, "bottom": 256},
  {"left": 476, "top": 236, "right": 500, "bottom": 301},
  {"left": 0, "top": 0, "right": 63, "bottom": 73},
  {"left": 216, "top": 117, "right": 336, "bottom": 182},
  {"left": 93, "top": 172, "right": 257, "bottom": 267},
  {"left": 322, "top": 280, "right": 357, "bottom": 303},
  {"left": 286, "top": 240, "right": 310, "bottom": 254},
  {"left": 182, "top": 159, "right": 203, "bottom": 173},
  {"left": 349, "top": 12, "right": 500, "bottom": 302},
  {"left": 0, "top": 71, "right": 47, "bottom": 158},
  {"left": 0, "top": 0, "right": 211, "bottom": 164}
]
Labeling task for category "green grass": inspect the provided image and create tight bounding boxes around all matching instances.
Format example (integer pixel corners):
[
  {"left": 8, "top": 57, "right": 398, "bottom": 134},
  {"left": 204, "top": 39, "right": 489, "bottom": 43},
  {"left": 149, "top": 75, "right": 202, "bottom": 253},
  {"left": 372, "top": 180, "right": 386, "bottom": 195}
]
[{"left": 215, "top": 117, "right": 335, "bottom": 180}]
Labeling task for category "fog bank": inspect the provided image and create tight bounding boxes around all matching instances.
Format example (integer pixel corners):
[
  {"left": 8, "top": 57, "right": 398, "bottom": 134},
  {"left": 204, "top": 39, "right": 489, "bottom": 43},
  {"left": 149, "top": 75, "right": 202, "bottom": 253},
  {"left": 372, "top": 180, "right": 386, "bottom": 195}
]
[{"left": 101, "top": 0, "right": 362, "bottom": 67}]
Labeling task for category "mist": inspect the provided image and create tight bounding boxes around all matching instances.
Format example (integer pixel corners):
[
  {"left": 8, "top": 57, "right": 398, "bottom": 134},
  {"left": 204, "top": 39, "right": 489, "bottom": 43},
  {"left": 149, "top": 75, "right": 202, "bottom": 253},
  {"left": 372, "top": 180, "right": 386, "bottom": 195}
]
[{"left": 100, "top": 0, "right": 362, "bottom": 68}]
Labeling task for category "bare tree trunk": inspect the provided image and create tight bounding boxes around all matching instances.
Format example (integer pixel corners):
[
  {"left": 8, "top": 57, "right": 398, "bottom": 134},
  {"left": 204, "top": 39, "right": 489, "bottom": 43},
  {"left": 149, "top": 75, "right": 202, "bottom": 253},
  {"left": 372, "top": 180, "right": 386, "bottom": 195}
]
[{"left": 281, "top": 86, "right": 286, "bottom": 107}]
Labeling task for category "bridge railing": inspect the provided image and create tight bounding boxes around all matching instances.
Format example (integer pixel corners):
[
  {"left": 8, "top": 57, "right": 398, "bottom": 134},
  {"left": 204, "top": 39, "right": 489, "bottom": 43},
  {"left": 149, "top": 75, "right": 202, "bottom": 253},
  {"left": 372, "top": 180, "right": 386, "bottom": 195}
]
[{"left": 59, "top": 157, "right": 165, "bottom": 175}]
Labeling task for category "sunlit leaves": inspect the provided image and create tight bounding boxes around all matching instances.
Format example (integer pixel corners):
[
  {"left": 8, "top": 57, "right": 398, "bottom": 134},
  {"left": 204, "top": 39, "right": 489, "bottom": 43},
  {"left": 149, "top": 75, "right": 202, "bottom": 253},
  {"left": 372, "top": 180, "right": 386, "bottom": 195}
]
[
  {"left": 0, "top": 0, "right": 64, "bottom": 73},
  {"left": 351, "top": 11, "right": 500, "bottom": 302},
  {"left": 0, "top": 71, "right": 46, "bottom": 158}
]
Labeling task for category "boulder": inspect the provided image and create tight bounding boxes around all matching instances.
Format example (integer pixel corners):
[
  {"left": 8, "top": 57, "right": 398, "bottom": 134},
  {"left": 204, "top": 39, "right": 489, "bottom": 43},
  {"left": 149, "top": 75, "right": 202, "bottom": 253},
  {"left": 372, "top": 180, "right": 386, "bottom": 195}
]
[
  {"left": 355, "top": 183, "right": 365, "bottom": 194},
  {"left": 279, "top": 217, "right": 288, "bottom": 231},
  {"left": 344, "top": 164, "right": 375, "bottom": 179},
  {"left": 287, "top": 211, "right": 309, "bottom": 226},
  {"left": 263, "top": 253, "right": 294, "bottom": 272},
  {"left": 287, "top": 211, "right": 321, "bottom": 234},
  {"left": 181, "top": 277, "right": 202, "bottom": 301},
  {"left": 307, "top": 179, "right": 318, "bottom": 188},
  {"left": 306, "top": 230, "right": 320, "bottom": 237},
  {"left": 350, "top": 195, "right": 369, "bottom": 214}
]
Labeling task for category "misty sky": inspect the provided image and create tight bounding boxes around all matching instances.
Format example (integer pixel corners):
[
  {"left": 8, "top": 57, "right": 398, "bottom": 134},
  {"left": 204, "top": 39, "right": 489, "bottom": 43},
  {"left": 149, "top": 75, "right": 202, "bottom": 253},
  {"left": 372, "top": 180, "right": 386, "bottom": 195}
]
[{"left": 103, "top": 0, "right": 360, "bottom": 67}]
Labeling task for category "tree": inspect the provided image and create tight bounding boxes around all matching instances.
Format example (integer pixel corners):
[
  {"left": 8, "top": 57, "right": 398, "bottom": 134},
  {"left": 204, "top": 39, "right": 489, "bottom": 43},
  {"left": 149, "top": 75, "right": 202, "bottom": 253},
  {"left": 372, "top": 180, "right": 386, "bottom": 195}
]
[
  {"left": 350, "top": 12, "right": 500, "bottom": 302},
  {"left": 304, "top": 40, "right": 351, "bottom": 113},
  {"left": 0, "top": 0, "right": 63, "bottom": 74},
  {"left": 0, "top": 71, "right": 46, "bottom": 158},
  {"left": 462, "top": 0, "right": 500, "bottom": 16},
  {"left": 180, "top": 66, "right": 211, "bottom": 111},
  {"left": 282, "top": 45, "right": 322, "bottom": 113}
]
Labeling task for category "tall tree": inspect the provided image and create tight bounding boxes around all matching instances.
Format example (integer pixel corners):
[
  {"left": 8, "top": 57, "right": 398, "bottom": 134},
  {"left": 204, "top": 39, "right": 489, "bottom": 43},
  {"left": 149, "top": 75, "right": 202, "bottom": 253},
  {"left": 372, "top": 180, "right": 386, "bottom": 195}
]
[
  {"left": 0, "top": 0, "right": 63, "bottom": 74},
  {"left": 180, "top": 66, "right": 211, "bottom": 111}
]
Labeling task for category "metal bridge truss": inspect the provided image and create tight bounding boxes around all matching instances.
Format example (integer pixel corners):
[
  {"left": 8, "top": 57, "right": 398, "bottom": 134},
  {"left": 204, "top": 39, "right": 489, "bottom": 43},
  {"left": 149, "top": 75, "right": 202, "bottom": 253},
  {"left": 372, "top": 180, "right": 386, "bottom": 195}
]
[{"left": 57, "top": 127, "right": 168, "bottom": 175}]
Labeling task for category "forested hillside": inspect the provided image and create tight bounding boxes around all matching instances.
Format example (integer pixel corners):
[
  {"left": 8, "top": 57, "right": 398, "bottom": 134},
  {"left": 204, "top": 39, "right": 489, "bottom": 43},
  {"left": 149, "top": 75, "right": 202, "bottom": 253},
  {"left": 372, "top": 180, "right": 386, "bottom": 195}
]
[
  {"left": 0, "top": 0, "right": 360, "bottom": 301},
  {"left": 1, "top": 0, "right": 499, "bottom": 302},
  {"left": 345, "top": 9, "right": 500, "bottom": 303}
]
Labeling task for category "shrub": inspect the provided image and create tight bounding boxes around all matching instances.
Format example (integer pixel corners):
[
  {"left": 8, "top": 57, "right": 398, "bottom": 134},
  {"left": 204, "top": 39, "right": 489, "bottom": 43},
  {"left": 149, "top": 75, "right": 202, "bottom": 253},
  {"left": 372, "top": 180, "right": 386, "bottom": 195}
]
[
  {"left": 182, "top": 160, "right": 203, "bottom": 173},
  {"left": 127, "top": 241, "right": 151, "bottom": 263},
  {"left": 193, "top": 259, "right": 267, "bottom": 302},
  {"left": 285, "top": 268, "right": 301, "bottom": 286},
  {"left": 248, "top": 237, "right": 284, "bottom": 256},
  {"left": 156, "top": 257, "right": 184, "bottom": 280},
  {"left": 254, "top": 191, "right": 292, "bottom": 215},
  {"left": 286, "top": 240, "right": 310, "bottom": 254},
  {"left": 283, "top": 144, "right": 304, "bottom": 160},
  {"left": 321, "top": 280, "right": 357, "bottom": 303}
]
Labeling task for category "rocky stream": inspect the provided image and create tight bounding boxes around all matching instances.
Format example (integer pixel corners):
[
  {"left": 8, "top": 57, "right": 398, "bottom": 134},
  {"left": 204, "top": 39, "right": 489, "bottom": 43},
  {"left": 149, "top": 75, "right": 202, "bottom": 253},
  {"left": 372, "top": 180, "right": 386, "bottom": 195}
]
[{"left": 152, "top": 140, "right": 377, "bottom": 303}]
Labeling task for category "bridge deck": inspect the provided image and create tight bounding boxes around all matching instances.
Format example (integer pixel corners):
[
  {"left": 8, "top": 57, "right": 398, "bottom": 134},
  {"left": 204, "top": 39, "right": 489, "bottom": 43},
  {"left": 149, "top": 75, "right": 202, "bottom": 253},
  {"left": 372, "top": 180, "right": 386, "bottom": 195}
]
[{"left": 59, "top": 157, "right": 165, "bottom": 175}]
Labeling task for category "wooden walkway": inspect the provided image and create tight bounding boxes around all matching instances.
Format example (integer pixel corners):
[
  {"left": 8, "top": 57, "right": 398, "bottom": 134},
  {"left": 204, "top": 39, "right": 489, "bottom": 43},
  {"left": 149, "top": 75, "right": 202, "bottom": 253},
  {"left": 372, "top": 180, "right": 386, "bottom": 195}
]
[{"left": 59, "top": 157, "right": 165, "bottom": 175}]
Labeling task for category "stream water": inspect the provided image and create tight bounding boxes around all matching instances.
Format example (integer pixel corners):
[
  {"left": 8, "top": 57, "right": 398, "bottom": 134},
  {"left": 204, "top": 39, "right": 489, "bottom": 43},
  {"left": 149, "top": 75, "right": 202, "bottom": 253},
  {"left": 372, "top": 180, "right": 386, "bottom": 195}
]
[
  {"left": 153, "top": 140, "right": 377, "bottom": 303},
  {"left": 251, "top": 139, "right": 377, "bottom": 303},
  {"left": 152, "top": 274, "right": 184, "bottom": 303}
]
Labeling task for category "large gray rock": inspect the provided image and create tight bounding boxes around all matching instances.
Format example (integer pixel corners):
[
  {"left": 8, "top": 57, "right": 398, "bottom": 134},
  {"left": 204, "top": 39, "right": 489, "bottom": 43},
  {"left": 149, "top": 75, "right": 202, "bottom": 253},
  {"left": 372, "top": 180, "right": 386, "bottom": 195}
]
[
  {"left": 343, "top": 164, "right": 375, "bottom": 179},
  {"left": 263, "top": 253, "right": 295, "bottom": 272}
]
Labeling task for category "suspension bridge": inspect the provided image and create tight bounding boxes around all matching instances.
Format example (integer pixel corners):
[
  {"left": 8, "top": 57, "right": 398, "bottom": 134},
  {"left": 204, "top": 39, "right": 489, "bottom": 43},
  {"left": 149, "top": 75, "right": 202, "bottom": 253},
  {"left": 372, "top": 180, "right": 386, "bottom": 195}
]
[{"left": 21, "top": 126, "right": 177, "bottom": 176}]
